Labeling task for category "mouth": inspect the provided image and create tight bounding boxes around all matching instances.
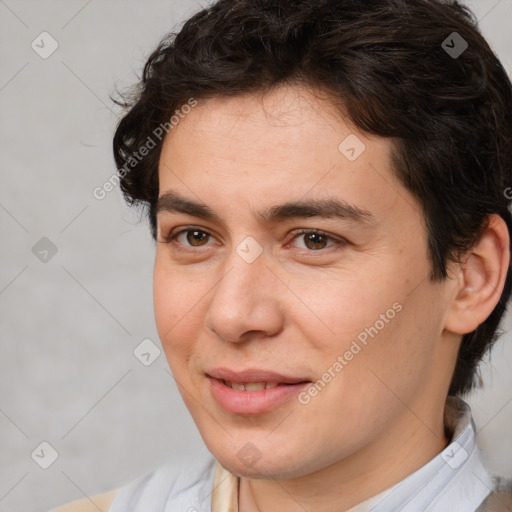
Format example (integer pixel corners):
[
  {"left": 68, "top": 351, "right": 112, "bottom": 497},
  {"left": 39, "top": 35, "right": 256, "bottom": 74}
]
[{"left": 206, "top": 368, "right": 312, "bottom": 415}]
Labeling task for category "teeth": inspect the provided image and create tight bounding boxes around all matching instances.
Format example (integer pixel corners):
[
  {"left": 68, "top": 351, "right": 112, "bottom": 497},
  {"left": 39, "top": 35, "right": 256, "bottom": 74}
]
[
  {"left": 244, "top": 382, "right": 266, "bottom": 391},
  {"left": 224, "top": 380, "right": 280, "bottom": 391}
]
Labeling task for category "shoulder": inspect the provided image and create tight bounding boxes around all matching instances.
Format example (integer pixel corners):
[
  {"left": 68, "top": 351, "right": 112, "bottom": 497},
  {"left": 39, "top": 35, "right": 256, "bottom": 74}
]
[
  {"left": 48, "top": 455, "right": 218, "bottom": 512},
  {"left": 107, "top": 454, "right": 218, "bottom": 512},
  {"left": 476, "top": 476, "right": 512, "bottom": 512},
  {"left": 48, "top": 488, "right": 122, "bottom": 512}
]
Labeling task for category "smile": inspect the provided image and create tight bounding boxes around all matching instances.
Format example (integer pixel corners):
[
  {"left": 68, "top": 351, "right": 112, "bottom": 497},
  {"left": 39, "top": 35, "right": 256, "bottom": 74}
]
[{"left": 207, "top": 374, "right": 311, "bottom": 415}]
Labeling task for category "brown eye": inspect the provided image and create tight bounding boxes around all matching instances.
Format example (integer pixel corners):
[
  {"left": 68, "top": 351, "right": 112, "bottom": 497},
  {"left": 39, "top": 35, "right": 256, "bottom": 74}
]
[
  {"left": 184, "top": 230, "right": 210, "bottom": 246},
  {"left": 291, "top": 229, "right": 343, "bottom": 252},
  {"left": 303, "top": 232, "right": 328, "bottom": 250}
]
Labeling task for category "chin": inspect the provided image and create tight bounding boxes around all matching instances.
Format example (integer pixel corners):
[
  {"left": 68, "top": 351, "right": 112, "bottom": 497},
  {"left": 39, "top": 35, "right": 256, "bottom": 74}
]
[
  {"left": 207, "top": 440, "right": 316, "bottom": 480},
  {"left": 222, "top": 458, "right": 298, "bottom": 479}
]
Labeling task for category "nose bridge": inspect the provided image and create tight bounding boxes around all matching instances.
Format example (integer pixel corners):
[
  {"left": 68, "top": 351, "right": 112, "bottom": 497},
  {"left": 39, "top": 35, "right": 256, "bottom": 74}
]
[
  {"left": 205, "top": 237, "right": 283, "bottom": 342},
  {"left": 220, "top": 234, "right": 268, "bottom": 296}
]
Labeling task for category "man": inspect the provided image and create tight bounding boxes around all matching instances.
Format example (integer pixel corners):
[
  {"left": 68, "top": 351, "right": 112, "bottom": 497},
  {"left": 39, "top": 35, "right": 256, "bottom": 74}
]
[{"left": 53, "top": 0, "right": 512, "bottom": 510}]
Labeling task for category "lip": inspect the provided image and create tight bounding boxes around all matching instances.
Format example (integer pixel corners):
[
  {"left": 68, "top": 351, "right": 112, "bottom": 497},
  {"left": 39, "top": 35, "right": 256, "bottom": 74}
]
[
  {"left": 206, "top": 367, "right": 311, "bottom": 415},
  {"left": 206, "top": 367, "right": 310, "bottom": 384}
]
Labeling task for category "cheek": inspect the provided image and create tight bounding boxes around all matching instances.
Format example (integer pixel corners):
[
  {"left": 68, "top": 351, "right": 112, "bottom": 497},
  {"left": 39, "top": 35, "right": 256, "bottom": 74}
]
[
  {"left": 153, "top": 272, "right": 176, "bottom": 340},
  {"left": 153, "top": 261, "right": 201, "bottom": 366},
  {"left": 296, "top": 267, "right": 433, "bottom": 397},
  {"left": 291, "top": 269, "right": 403, "bottom": 351},
  {"left": 330, "top": 282, "right": 446, "bottom": 415}
]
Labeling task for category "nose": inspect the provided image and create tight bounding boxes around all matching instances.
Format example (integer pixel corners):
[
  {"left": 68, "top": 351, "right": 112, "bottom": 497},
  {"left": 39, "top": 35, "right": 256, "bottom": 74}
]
[{"left": 205, "top": 245, "right": 285, "bottom": 344}]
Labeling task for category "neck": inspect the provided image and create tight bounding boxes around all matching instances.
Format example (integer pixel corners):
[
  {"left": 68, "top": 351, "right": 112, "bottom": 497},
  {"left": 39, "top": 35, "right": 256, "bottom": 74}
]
[{"left": 239, "top": 403, "right": 449, "bottom": 512}]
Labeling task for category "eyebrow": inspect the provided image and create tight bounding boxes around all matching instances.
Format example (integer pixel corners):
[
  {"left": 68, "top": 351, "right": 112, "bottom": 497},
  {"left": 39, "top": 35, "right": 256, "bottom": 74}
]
[{"left": 155, "top": 190, "right": 375, "bottom": 226}]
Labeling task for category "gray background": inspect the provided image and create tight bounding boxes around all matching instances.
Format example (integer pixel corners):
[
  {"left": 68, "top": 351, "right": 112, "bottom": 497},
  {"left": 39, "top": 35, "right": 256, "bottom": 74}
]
[{"left": 0, "top": 1, "right": 511, "bottom": 511}]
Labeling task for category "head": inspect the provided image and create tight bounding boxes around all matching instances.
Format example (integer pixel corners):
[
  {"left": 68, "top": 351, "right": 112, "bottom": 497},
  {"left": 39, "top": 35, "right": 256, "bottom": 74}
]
[{"left": 113, "top": 0, "right": 512, "bottom": 479}]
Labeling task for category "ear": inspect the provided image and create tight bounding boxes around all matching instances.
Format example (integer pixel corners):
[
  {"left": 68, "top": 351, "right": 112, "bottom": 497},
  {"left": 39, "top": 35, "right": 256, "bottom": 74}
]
[{"left": 444, "top": 214, "right": 510, "bottom": 335}]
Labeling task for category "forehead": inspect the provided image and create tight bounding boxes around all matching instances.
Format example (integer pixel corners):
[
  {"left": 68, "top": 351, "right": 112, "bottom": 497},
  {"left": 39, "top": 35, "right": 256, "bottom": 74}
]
[
  {"left": 165, "top": 86, "right": 359, "bottom": 152},
  {"left": 156, "top": 84, "right": 418, "bottom": 230},
  {"left": 159, "top": 85, "right": 388, "bottom": 175}
]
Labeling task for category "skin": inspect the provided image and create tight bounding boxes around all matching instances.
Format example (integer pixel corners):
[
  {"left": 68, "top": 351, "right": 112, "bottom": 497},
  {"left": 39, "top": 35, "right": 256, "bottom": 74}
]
[{"left": 152, "top": 84, "right": 509, "bottom": 512}]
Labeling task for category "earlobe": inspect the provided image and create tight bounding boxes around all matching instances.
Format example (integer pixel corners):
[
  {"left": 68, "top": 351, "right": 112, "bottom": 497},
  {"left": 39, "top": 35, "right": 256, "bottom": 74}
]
[{"left": 444, "top": 214, "right": 510, "bottom": 335}]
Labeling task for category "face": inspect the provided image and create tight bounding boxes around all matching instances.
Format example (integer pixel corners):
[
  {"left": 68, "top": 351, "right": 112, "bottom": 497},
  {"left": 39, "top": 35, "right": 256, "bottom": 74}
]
[{"left": 153, "top": 85, "right": 458, "bottom": 480}]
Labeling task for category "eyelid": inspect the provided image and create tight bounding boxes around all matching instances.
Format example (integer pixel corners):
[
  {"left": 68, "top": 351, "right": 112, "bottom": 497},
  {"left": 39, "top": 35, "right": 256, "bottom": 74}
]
[
  {"left": 158, "top": 225, "right": 220, "bottom": 246},
  {"left": 289, "top": 228, "right": 346, "bottom": 249},
  {"left": 159, "top": 225, "right": 347, "bottom": 254}
]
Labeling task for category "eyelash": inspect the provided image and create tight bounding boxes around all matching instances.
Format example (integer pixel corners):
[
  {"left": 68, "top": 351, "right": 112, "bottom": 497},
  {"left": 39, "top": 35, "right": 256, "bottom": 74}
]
[{"left": 158, "top": 226, "right": 347, "bottom": 254}]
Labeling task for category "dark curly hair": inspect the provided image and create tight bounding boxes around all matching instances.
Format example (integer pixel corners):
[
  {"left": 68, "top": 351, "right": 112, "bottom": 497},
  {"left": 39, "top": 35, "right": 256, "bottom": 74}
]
[{"left": 112, "top": 0, "right": 512, "bottom": 396}]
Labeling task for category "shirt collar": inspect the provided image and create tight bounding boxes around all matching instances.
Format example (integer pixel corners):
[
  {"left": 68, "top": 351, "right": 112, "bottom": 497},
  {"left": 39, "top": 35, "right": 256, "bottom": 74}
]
[{"left": 211, "top": 397, "right": 493, "bottom": 512}]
